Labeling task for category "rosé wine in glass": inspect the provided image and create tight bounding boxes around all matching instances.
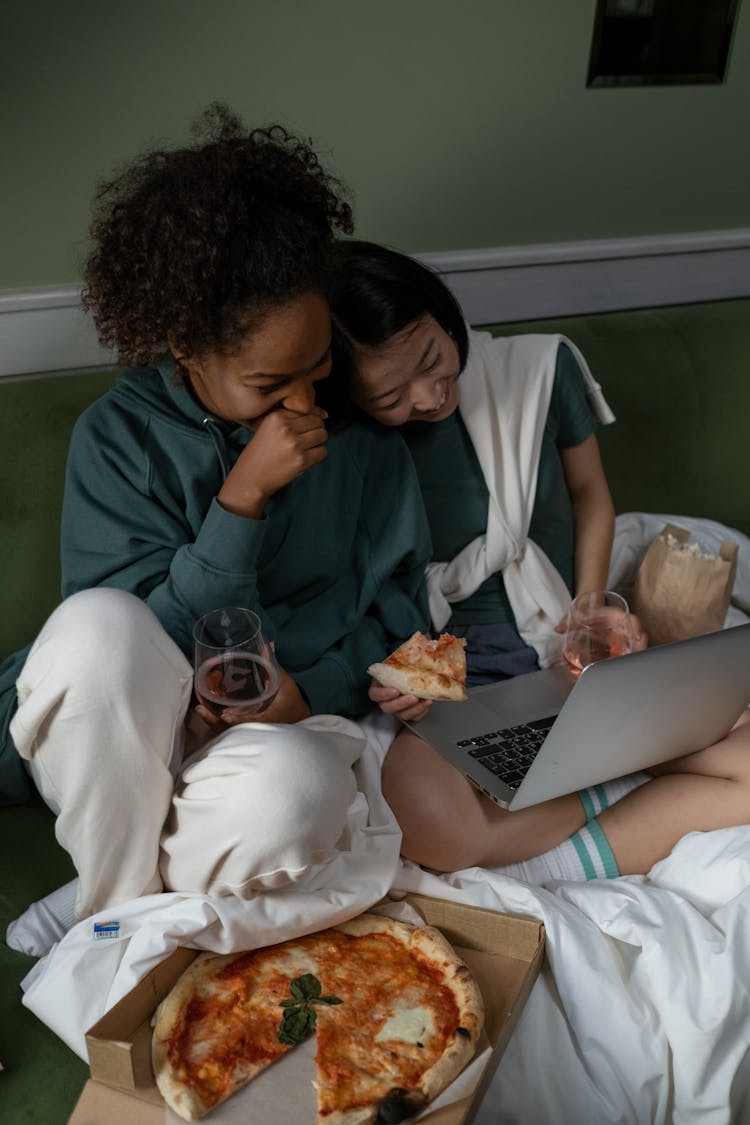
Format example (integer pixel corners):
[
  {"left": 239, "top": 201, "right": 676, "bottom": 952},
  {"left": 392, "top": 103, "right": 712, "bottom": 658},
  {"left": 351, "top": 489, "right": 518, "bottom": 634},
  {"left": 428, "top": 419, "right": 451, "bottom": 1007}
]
[
  {"left": 563, "top": 591, "right": 637, "bottom": 678},
  {"left": 193, "top": 607, "right": 280, "bottom": 721},
  {"left": 194, "top": 652, "right": 280, "bottom": 718}
]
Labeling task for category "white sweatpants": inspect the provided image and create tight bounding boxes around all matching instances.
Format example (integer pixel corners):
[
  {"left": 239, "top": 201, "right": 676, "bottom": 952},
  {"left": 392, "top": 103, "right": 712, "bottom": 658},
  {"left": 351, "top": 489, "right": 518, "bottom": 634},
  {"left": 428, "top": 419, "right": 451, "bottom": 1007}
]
[{"left": 10, "top": 589, "right": 364, "bottom": 919}]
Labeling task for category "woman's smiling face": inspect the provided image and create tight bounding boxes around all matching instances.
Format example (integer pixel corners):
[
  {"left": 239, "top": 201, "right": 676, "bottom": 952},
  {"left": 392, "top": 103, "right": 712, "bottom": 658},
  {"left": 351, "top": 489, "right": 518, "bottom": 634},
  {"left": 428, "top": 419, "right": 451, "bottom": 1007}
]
[
  {"left": 175, "top": 292, "right": 332, "bottom": 429},
  {"left": 349, "top": 315, "right": 460, "bottom": 426}
]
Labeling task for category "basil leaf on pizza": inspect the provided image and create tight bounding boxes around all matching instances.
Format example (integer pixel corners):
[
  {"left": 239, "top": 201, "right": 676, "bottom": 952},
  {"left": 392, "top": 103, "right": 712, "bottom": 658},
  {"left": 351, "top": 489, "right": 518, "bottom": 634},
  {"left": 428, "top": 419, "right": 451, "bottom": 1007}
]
[
  {"left": 368, "top": 631, "right": 468, "bottom": 701},
  {"left": 278, "top": 973, "right": 344, "bottom": 1045},
  {"left": 290, "top": 972, "right": 321, "bottom": 1001},
  {"left": 151, "top": 914, "right": 484, "bottom": 1122},
  {"left": 278, "top": 1003, "right": 317, "bottom": 1046}
]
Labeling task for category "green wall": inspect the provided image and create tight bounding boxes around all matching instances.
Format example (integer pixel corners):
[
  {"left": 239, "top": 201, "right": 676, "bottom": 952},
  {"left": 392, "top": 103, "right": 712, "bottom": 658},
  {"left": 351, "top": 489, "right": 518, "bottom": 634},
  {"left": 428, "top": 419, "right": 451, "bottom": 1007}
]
[{"left": 3, "top": 0, "right": 750, "bottom": 289}]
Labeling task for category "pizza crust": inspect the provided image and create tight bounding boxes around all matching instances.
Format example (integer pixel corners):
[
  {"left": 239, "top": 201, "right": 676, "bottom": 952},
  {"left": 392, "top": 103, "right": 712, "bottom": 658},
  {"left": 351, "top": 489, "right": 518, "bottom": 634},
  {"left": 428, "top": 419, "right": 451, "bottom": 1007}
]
[
  {"left": 367, "top": 660, "right": 467, "bottom": 701},
  {"left": 152, "top": 952, "right": 242, "bottom": 1121}
]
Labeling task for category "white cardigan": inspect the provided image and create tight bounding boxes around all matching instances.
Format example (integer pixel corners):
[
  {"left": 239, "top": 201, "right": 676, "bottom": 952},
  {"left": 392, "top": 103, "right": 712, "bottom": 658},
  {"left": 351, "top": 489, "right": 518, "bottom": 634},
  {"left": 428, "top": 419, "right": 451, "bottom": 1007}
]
[{"left": 426, "top": 329, "right": 614, "bottom": 668}]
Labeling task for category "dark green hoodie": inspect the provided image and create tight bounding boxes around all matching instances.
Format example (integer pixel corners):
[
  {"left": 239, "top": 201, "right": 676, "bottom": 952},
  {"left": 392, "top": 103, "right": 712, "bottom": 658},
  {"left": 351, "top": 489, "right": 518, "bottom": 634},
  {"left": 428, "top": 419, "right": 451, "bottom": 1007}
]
[{"left": 0, "top": 357, "right": 431, "bottom": 803}]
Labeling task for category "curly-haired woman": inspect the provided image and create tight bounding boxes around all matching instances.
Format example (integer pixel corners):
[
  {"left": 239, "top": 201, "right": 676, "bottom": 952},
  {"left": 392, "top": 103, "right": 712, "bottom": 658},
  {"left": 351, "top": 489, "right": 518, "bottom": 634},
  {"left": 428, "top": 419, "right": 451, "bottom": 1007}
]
[{"left": 0, "top": 108, "right": 430, "bottom": 931}]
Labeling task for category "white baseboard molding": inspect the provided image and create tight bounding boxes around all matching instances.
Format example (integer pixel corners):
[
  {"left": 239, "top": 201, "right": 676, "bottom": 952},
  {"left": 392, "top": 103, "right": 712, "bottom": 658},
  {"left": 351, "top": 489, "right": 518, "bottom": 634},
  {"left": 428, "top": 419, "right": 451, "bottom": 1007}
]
[
  {"left": 418, "top": 228, "right": 750, "bottom": 325},
  {"left": 3, "top": 229, "right": 750, "bottom": 380},
  {"left": 0, "top": 287, "right": 116, "bottom": 381}
]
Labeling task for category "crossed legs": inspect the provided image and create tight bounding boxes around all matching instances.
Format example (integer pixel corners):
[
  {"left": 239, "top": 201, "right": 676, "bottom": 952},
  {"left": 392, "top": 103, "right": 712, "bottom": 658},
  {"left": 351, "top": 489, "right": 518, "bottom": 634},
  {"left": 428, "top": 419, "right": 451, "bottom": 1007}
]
[
  {"left": 381, "top": 710, "right": 750, "bottom": 874},
  {"left": 11, "top": 588, "right": 364, "bottom": 919}
]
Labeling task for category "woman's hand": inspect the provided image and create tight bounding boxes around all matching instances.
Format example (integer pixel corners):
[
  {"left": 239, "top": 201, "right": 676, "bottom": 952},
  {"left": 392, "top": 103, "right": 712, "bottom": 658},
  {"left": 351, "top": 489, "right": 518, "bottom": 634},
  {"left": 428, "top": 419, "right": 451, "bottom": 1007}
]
[
  {"left": 626, "top": 611, "right": 649, "bottom": 651},
  {"left": 218, "top": 405, "right": 329, "bottom": 519},
  {"left": 369, "top": 679, "right": 433, "bottom": 723},
  {"left": 194, "top": 665, "right": 312, "bottom": 733},
  {"left": 553, "top": 607, "right": 649, "bottom": 650}
]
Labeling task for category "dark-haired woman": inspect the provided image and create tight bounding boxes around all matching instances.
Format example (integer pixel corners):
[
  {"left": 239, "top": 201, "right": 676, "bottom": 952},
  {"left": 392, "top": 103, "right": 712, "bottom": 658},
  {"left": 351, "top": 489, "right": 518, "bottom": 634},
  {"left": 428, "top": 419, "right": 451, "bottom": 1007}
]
[
  {"left": 329, "top": 240, "right": 750, "bottom": 882},
  {"left": 0, "top": 111, "right": 430, "bottom": 929},
  {"left": 331, "top": 240, "right": 619, "bottom": 683}
]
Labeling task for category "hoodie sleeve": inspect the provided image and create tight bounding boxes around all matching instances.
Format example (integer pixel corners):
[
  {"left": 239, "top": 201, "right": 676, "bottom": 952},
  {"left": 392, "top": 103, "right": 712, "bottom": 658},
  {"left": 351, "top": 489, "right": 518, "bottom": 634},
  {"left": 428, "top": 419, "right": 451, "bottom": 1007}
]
[{"left": 61, "top": 408, "right": 269, "bottom": 657}]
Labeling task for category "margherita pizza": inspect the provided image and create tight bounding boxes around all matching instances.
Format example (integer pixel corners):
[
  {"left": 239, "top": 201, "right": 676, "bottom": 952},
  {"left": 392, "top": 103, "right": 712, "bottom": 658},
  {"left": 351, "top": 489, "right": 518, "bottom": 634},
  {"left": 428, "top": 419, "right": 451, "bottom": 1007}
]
[
  {"left": 151, "top": 913, "right": 484, "bottom": 1122},
  {"left": 368, "top": 631, "right": 468, "bottom": 701}
]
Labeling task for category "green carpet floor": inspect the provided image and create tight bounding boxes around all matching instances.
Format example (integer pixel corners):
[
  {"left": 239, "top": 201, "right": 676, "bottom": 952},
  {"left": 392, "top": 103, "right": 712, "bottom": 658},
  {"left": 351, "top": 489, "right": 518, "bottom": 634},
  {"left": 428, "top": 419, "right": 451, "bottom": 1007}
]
[{"left": 0, "top": 796, "right": 87, "bottom": 1125}]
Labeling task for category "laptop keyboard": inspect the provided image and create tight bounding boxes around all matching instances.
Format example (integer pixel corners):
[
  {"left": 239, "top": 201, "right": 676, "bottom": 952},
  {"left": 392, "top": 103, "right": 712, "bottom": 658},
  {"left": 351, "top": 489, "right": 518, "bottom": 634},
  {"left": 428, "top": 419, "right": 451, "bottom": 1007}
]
[{"left": 457, "top": 716, "right": 557, "bottom": 790}]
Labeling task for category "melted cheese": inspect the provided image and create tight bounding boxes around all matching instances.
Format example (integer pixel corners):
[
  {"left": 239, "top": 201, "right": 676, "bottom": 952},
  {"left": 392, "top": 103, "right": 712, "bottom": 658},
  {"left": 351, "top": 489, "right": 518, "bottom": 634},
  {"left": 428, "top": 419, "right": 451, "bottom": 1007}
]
[{"left": 374, "top": 1005, "right": 435, "bottom": 1044}]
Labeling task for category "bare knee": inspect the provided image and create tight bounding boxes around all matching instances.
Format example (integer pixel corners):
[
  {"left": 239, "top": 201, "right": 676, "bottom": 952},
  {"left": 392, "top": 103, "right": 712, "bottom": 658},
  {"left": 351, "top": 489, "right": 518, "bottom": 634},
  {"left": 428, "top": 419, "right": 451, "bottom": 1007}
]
[
  {"left": 382, "top": 731, "right": 490, "bottom": 872},
  {"left": 382, "top": 730, "right": 587, "bottom": 872},
  {"left": 653, "top": 709, "right": 750, "bottom": 787}
]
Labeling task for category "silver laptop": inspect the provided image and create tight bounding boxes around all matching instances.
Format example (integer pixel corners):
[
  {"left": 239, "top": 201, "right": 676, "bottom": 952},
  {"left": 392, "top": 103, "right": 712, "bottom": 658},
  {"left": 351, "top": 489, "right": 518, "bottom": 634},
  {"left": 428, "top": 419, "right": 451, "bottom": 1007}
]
[{"left": 403, "top": 623, "right": 750, "bottom": 811}]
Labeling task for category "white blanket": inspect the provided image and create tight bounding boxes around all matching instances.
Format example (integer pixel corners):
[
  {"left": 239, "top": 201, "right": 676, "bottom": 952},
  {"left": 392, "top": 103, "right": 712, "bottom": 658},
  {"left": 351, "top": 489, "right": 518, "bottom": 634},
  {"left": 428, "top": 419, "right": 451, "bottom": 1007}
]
[
  {"left": 19, "top": 515, "right": 750, "bottom": 1124},
  {"left": 396, "top": 830, "right": 750, "bottom": 1125}
]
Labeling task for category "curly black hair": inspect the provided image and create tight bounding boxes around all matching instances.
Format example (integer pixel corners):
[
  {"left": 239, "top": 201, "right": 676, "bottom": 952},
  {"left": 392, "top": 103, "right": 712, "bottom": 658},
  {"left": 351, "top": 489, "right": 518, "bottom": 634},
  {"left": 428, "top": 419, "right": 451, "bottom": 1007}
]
[{"left": 82, "top": 103, "right": 354, "bottom": 365}]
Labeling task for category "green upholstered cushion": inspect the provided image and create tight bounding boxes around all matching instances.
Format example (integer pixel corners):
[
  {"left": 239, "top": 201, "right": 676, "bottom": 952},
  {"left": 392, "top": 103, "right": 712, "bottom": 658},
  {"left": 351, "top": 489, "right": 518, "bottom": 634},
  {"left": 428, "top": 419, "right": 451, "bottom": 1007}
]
[
  {"left": 484, "top": 298, "right": 750, "bottom": 535},
  {"left": 1, "top": 371, "right": 116, "bottom": 658}
]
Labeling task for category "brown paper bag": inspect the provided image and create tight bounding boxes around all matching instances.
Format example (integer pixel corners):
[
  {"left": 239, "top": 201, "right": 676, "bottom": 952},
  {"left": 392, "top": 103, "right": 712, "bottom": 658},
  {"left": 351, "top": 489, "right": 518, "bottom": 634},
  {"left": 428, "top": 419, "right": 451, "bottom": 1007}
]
[{"left": 632, "top": 523, "right": 738, "bottom": 646}]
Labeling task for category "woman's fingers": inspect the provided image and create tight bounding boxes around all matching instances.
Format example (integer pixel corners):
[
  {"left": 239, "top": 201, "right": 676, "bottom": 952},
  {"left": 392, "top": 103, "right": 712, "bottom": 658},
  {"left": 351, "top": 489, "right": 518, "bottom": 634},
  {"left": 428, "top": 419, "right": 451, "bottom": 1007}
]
[{"left": 369, "top": 681, "right": 433, "bottom": 721}]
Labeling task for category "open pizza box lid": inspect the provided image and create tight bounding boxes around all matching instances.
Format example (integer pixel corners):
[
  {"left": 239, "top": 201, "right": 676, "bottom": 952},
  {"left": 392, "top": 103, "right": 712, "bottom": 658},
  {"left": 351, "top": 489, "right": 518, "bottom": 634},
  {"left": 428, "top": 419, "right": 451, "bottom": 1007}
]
[{"left": 68, "top": 894, "right": 545, "bottom": 1125}]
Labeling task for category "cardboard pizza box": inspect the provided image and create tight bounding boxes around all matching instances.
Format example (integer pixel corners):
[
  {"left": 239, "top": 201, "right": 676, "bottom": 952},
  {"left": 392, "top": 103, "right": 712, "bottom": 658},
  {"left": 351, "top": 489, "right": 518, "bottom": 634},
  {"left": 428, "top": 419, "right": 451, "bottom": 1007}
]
[{"left": 67, "top": 895, "right": 545, "bottom": 1125}]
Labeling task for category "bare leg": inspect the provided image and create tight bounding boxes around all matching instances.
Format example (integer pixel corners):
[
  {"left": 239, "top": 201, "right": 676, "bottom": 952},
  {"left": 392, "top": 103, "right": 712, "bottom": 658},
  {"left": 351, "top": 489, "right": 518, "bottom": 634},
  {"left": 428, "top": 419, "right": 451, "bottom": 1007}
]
[
  {"left": 382, "top": 711, "right": 750, "bottom": 875},
  {"left": 381, "top": 729, "right": 586, "bottom": 871},
  {"left": 601, "top": 710, "right": 750, "bottom": 874}
]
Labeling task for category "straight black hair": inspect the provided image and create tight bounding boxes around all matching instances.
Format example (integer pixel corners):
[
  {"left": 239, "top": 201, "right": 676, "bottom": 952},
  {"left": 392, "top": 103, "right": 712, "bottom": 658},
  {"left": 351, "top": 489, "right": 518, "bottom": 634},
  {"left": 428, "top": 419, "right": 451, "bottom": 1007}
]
[{"left": 322, "top": 240, "right": 469, "bottom": 415}]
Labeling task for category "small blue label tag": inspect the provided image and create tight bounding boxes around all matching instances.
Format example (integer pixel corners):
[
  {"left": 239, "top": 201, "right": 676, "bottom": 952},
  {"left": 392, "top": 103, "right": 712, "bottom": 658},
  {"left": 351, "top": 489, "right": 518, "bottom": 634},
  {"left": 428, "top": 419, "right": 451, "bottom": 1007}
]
[{"left": 93, "top": 920, "right": 120, "bottom": 940}]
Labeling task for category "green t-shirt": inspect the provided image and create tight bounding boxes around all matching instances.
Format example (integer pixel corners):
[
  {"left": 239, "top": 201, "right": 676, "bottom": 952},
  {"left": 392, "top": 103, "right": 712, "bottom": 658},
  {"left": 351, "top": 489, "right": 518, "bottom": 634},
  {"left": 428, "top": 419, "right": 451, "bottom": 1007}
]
[{"left": 402, "top": 343, "right": 596, "bottom": 626}]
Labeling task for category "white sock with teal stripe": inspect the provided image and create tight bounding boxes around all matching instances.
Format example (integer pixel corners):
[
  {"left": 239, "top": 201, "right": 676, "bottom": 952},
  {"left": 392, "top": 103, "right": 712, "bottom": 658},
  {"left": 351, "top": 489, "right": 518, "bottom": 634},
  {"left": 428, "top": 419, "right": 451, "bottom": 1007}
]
[
  {"left": 568, "top": 819, "right": 619, "bottom": 879},
  {"left": 577, "top": 771, "right": 651, "bottom": 820},
  {"left": 493, "top": 770, "right": 651, "bottom": 884}
]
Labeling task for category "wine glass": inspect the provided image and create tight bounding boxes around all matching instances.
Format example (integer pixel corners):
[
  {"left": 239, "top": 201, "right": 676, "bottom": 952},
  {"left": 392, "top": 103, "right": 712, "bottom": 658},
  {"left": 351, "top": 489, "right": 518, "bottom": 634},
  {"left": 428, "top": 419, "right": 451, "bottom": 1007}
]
[
  {"left": 193, "top": 607, "right": 281, "bottom": 720},
  {"left": 563, "top": 590, "right": 638, "bottom": 678}
]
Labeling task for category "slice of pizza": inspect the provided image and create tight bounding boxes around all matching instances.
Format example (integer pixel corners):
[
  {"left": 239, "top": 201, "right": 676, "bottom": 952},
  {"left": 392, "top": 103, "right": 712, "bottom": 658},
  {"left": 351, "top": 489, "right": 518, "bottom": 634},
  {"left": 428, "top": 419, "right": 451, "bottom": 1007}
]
[
  {"left": 368, "top": 631, "right": 468, "bottom": 701},
  {"left": 314, "top": 914, "right": 484, "bottom": 1125},
  {"left": 151, "top": 947, "right": 300, "bottom": 1120},
  {"left": 151, "top": 914, "right": 484, "bottom": 1123}
]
